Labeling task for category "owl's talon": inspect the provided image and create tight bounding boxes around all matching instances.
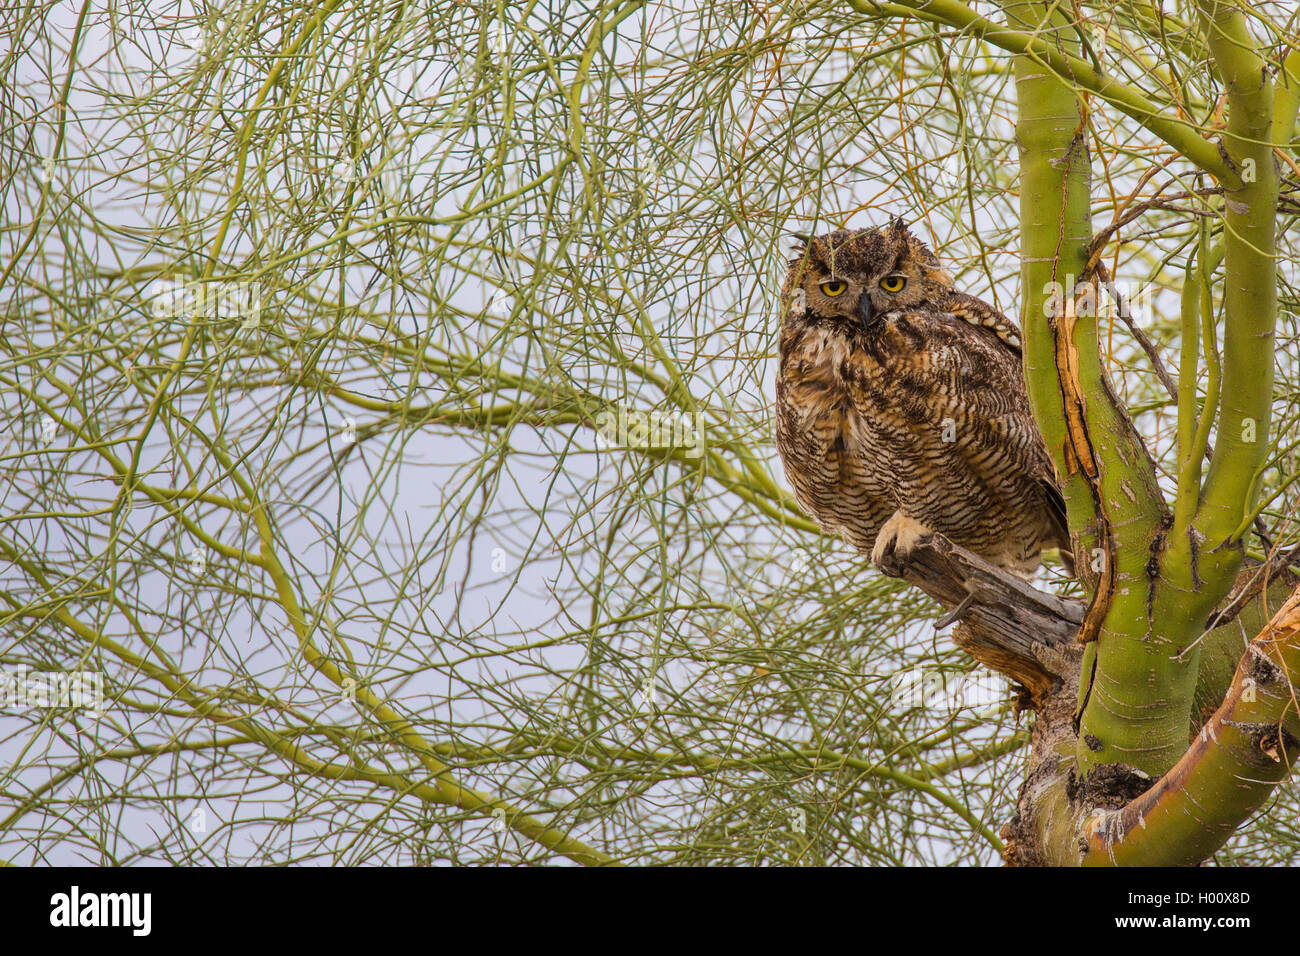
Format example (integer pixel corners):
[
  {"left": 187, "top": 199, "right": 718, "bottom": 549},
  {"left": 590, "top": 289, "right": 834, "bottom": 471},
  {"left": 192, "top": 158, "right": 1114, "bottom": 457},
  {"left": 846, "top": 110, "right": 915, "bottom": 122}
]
[{"left": 871, "top": 512, "right": 931, "bottom": 573}]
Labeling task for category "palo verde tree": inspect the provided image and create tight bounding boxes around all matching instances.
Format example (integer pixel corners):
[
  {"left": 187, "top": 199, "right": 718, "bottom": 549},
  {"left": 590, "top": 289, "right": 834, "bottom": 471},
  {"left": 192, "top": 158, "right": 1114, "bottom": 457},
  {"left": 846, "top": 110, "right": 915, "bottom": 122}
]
[
  {"left": 1, "top": 0, "right": 1298, "bottom": 866},
  {"left": 894, "top": 0, "right": 1300, "bottom": 866}
]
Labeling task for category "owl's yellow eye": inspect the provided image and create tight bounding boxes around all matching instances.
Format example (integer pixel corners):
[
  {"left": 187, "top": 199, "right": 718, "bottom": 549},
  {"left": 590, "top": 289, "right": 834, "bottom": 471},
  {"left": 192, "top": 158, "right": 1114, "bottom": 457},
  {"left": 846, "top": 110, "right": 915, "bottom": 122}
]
[
  {"left": 819, "top": 280, "right": 848, "bottom": 297},
  {"left": 879, "top": 274, "right": 908, "bottom": 293}
]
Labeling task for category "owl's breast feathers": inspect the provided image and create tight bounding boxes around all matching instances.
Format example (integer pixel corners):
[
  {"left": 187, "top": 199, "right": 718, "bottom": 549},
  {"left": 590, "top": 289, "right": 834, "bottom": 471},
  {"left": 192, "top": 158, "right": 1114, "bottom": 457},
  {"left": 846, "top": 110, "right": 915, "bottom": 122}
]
[{"left": 775, "top": 303, "right": 1071, "bottom": 575}]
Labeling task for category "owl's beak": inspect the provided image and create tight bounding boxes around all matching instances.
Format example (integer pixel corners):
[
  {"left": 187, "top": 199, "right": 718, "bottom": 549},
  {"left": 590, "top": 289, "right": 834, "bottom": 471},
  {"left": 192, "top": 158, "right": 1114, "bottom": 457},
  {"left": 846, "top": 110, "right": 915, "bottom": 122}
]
[{"left": 857, "top": 293, "right": 877, "bottom": 328}]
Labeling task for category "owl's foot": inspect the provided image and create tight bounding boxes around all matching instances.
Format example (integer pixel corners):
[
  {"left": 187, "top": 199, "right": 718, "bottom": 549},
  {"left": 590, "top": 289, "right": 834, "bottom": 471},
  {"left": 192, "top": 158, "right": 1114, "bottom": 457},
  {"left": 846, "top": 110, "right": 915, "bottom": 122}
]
[{"left": 871, "top": 512, "right": 931, "bottom": 573}]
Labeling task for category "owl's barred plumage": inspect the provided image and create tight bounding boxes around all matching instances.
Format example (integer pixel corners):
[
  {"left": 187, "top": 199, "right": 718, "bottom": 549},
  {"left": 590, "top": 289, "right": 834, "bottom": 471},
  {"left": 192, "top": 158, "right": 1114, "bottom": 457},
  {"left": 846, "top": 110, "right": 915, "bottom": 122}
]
[{"left": 774, "top": 221, "right": 1072, "bottom": 577}]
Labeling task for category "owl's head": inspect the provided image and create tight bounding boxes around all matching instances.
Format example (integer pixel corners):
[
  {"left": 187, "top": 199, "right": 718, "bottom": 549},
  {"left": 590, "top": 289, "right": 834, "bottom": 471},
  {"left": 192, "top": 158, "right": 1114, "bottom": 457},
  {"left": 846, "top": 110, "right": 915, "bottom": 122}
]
[{"left": 781, "top": 219, "right": 953, "bottom": 329}]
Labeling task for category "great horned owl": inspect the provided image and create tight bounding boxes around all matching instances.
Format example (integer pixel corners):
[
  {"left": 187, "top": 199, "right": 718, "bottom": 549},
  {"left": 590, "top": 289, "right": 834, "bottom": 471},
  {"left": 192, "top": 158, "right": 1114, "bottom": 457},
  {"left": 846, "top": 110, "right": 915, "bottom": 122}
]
[{"left": 774, "top": 220, "right": 1071, "bottom": 577}]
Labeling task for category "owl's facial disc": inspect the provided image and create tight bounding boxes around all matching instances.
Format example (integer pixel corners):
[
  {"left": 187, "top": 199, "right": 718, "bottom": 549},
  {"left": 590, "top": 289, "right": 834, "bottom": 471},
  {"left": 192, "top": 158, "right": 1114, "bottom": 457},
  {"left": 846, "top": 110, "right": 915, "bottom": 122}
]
[{"left": 784, "top": 224, "right": 952, "bottom": 331}]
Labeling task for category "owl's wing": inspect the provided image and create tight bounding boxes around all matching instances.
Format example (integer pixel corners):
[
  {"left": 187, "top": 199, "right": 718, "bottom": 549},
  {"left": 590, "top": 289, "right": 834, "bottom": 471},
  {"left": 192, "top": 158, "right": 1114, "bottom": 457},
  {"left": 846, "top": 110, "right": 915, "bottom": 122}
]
[
  {"left": 942, "top": 293, "right": 1074, "bottom": 561},
  {"left": 942, "top": 291, "right": 1023, "bottom": 353},
  {"left": 909, "top": 305, "right": 1075, "bottom": 571},
  {"left": 1039, "top": 474, "right": 1075, "bottom": 573}
]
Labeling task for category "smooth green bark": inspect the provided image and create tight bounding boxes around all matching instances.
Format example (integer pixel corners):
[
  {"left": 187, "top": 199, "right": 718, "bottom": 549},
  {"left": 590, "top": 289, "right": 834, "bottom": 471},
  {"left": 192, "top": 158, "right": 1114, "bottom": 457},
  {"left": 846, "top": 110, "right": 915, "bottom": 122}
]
[{"left": 998, "top": 0, "right": 1176, "bottom": 778}]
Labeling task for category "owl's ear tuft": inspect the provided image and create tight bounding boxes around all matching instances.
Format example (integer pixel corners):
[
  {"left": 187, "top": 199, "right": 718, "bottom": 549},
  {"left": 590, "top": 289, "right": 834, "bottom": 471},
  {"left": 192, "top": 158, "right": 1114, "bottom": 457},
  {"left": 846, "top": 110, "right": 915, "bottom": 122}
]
[
  {"left": 925, "top": 265, "right": 954, "bottom": 288},
  {"left": 888, "top": 217, "right": 910, "bottom": 238},
  {"left": 785, "top": 233, "right": 816, "bottom": 264}
]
